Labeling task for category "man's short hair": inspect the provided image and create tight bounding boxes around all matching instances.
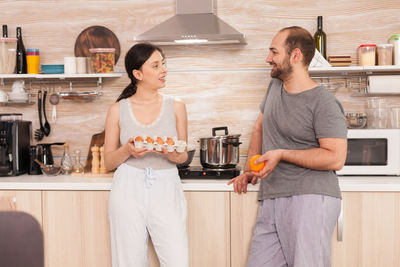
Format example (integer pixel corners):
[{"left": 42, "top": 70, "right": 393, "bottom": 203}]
[{"left": 280, "top": 26, "right": 315, "bottom": 67}]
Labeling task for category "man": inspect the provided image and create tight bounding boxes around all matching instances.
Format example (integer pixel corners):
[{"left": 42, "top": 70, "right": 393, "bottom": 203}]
[{"left": 228, "top": 26, "right": 347, "bottom": 267}]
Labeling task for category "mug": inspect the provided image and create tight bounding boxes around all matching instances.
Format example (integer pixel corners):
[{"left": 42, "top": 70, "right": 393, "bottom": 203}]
[{"left": 0, "top": 90, "right": 8, "bottom": 103}]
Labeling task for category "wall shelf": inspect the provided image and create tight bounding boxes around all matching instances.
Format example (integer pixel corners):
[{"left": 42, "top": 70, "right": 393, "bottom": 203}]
[
  {"left": 309, "top": 66, "right": 400, "bottom": 76},
  {"left": 0, "top": 73, "right": 123, "bottom": 79}
]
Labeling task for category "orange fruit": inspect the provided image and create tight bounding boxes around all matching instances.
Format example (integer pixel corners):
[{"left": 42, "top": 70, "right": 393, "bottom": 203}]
[
  {"left": 249, "top": 155, "right": 265, "bottom": 172},
  {"left": 146, "top": 136, "right": 154, "bottom": 143},
  {"left": 156, "top": 137, "right": 164, "bottom": 144},
  {"left": 135, "top": 136, "right": 144, "bottom": 142}
]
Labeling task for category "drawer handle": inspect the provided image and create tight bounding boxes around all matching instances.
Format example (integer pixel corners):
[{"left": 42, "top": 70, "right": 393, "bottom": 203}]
[{"left": 337, "top": 200, "right": 343, "bottom": 242}]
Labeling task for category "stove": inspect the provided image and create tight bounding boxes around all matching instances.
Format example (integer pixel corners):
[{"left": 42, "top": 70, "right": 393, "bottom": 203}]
[{"left": 178, "top": 166, "right": 241, "bottom": 179}]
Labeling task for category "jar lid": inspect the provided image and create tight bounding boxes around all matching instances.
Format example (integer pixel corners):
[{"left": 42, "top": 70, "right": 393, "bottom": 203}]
[
  {"left": 389, "top": 34, "right": 400, "bottom": 41},
  {"left": 0, "top": 37, "right": 17, "bottom": 43},
  {"left": 359, "top": 44, "right": 376, "bottom": 48},
  {"left": 377, "top": 43, "right": 394, "bottom": 48},
  {"left": 89, "top": 48, "right": 116, "bottom": 53}
]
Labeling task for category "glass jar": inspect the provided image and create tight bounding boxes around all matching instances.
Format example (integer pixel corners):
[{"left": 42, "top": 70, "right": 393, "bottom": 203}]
[
  {"left": 60, "top": 143, "right": 73, "bottom": 175},
  {"left": 389, "top": 34, "right": 400, "bottom": 65},
  {"left": 358, "top": 44, "right": 376, "bottom": 66},
  {"left": 89, "top": 48, "right": 115, "bottom": 73},
  {"left": 377, "top": 44, "right": 393, "bottom": 65},
  {"left": 72, "top": 149, "right": 84, "bottom": 174}
]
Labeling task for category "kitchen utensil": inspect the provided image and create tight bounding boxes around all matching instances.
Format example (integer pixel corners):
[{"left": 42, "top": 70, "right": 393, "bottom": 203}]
[
  {"left": 42, "top": 91, "right": 50, "bottom": 136},
  {"left": 177, "top": 149, "right": 195, "bottom": 169},
  {"left": 84, "top": 130, "right": 105, "bottom": 172},
  {"left": 41, "top": 64, "right": 64, "bottom": 74},
  {"left": 34, "top": 158, "right": 61, "bottom": 176},
  {"left": 74, "top": 25, "right": 121, "bottom": 64},
  {"left": 36, "top": 142, "right": 65, "bottom": 165},
  {"left": 34, "top": 90, "right": 44, "bottom": 141},
  {"left": 199, "top": 126, "right": 242, "bottom": 169},
  {"left": 49, "top": 87, "right": 59, "bottom": 122},
  {"left": 345, "top": 113, "right": 367, "bottom": 129}
]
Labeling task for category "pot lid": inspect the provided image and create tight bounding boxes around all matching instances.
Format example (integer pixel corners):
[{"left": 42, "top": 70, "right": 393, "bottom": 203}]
[{"left": 199, "top": 126, "right": 241, "bottom": 140}]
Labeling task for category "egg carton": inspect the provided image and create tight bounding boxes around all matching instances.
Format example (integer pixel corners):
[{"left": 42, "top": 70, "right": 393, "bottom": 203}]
[{"left": 133, "top": 135, "right": 186, "bottom": 152}]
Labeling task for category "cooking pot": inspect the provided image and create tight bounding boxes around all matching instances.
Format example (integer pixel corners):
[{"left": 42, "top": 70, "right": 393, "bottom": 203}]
[{"left": 199, "top": 127, "right": 241, "bottom": 169}]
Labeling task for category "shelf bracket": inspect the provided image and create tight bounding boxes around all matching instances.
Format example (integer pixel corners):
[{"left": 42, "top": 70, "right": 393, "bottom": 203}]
[{"left": 97, "top": 77, "right": 102, "bottom": 88}]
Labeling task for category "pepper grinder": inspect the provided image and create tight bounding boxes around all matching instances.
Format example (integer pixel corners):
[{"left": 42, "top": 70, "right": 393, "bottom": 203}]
[
  {"left": 91, "top": 146, "right": 100, "bottom": 174},
  {"left": 100, "top": 146, "right": 108, "bottom": 174}
]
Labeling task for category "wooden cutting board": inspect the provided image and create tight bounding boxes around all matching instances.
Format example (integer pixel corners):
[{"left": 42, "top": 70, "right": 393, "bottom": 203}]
[{"left": 74, "top": 25, "right": 121, "bottom": 63}]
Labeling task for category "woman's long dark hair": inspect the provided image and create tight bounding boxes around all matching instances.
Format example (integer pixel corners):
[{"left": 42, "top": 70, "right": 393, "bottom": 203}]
[{"left": 116, "top": 43, "right": 164, "bottom": 102}]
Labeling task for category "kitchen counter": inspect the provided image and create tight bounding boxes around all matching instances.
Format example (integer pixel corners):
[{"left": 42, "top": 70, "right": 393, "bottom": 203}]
[{"left": 1, "top": 174, "right": 400, "bottom": 192}]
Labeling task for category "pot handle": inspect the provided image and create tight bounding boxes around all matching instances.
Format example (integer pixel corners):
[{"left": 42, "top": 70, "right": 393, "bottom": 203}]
[
  {"left": 223, "top": 141, "right": 242, "bottom": 147},
  {"left": 212, "top": 126, "right": 228, "bottom": 136}
]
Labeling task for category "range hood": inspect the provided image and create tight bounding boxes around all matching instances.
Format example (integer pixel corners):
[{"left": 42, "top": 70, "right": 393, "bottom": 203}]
[{"left": 134, "top": 0, "right": 247, "bottom": 45}]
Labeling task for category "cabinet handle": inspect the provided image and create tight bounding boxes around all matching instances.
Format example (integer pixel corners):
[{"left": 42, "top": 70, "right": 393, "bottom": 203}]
[
  {"left": 9, "top": 196, "right": 17, "bottom": 210},
  {"left": 337, "top": 199, "right": 343, "bottom": 242}
]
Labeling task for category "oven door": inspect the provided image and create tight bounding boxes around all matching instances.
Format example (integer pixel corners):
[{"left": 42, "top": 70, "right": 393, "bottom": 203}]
[{"left": 337, "top": 129, "right": 400, "bottom": 175}]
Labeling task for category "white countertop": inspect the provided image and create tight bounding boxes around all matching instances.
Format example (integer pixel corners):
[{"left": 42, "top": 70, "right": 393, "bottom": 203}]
[{"left": 1, "top": 174, "right": 400, "bottom": 192}]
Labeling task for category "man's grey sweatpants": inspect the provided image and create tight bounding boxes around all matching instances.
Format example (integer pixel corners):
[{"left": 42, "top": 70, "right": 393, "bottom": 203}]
[{"left": 247, "top": 194, "right": 341, "bottom": 267}]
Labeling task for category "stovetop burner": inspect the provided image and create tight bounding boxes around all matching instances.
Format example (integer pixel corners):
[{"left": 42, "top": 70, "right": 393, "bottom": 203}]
[{"left": 178, "top": 166, "right": 241, "bottom": 179}]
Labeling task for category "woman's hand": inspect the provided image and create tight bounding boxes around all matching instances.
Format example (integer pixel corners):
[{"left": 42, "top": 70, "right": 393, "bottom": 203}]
[
  {"left": 152, "top": 146, "right": 188, "bottom": 164},
  {"left": 127, "top": 138, "right": 150, "bottom": 158}
]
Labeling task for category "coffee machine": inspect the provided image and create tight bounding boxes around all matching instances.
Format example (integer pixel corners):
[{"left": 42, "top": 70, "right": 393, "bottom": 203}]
[{"left": 0, "top": 114, "right": 31, "bottom": 176}]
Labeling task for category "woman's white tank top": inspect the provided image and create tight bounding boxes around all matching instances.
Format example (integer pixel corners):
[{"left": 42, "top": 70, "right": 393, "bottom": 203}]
[{"left": 119, "top": 95, "right": 177, "bottom": 170}]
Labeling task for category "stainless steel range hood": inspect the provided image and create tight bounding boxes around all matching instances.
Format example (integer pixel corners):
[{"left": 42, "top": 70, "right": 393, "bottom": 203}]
[{"left": 134, "top": 0, "right": 247, "bottom": 45}]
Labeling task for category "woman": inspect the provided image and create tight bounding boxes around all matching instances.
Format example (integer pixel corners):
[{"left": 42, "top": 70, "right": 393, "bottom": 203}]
[{"left": 105, "top": 43, "right": 188, "bottom": 267}]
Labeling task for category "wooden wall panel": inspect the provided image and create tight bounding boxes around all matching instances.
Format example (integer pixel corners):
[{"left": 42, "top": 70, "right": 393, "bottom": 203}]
[{"left": 0, "top": 0, "right": 399, "bottom": 163}]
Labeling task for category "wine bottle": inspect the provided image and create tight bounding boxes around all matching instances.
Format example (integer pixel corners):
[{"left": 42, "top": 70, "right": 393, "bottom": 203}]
[
  {"left": 16, "top": 27, "right": 27, "bottom": 74},
  {"left": 314, "top": 16, "right": 327, "bottom": 59},
  {"left": 2, "top": 25, "right": 8, "bottom": 37}
]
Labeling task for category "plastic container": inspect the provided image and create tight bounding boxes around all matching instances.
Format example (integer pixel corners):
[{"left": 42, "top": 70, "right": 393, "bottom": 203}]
[
  {"left": 389, "top": 34, "right": 400, "bottom": 65},
  {"left": 377, "top": 44, "right": 393, "bottom": 65},
  {"left": 0, "top": 37, "right": 17, "bottom": 74},
  {"left": 358, "top": 44, "right": 376, "bottom": 66},
  {"left": 26, "top": 49, "right": 40, "bottom": 74},
  {"left": 89, "top": 48, "right": 115, "bottom": 73}
]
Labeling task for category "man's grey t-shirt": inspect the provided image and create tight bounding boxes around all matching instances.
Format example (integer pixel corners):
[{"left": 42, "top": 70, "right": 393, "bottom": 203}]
[{"left": 258, "top": 78, "right": 347, "bottom": 200}]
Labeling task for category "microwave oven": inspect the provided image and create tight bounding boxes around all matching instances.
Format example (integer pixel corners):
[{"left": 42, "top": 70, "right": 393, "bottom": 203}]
[{"left": 337, "top": 129, "right": 400, "bottom": 176}]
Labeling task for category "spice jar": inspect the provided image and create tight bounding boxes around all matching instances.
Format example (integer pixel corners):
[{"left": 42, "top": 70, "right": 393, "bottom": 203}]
[
  {"left": 358, "top": 44, "right": 376, "bottom": 66},
  {"left": 377, "top": 44, "right": 393, "bottom": 65},
  {"left": 389, "top": 34, "right": 400, "bottom": 65},
  {"left": 89, "top": 48, "right": 115, "bottom": 73}
]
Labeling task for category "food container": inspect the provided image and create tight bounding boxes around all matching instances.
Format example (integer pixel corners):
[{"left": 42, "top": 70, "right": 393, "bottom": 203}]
[
  {"left": 41, "top": 64, "right": 64, "bottom": 74},
  {"left": 0, "top": 37, "right": 17, "bottom": 74},
  {"left": 377, "top": 44, "right": 393, "bottom": 65},
  {"left": 345, "top": 113, "right": 367, "bottom": 129},
  {"left": 358, "top": 44, "right": 376, "bottom": 66},
  {"left": 199, "top": 126, "right": 242, "bottom": 169},
  {"left": 389, "top": 34, "right": 400, "bottom": 65},
  {"left": 89, "top": 48, "right": 115, "bottom": 73},
  {"left": 26, "top": 49, "right": 40, "bottom": 74},
  {"left": 177, "top": 149, "right": 195, "bottom": 169}
]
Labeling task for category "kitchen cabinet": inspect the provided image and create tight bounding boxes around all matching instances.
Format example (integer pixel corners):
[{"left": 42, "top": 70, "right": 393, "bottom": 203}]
[
  {"left": 331, "top": 192, "right": 400, "bottom": 267},
  {"left": 41, "top": 190, "right": 230, "bottom": 267},
  {"left": 42, "top": 191, "right": 111, "bottom": 267},
  {"left": 150, "top": 192, "right": 231, "bottom": 267},
  {"left": 0, "top": 190, "right": 42, "bottom": 225},
  {"left": 230, "top": 192, "right": 259, "bottom": 267}
]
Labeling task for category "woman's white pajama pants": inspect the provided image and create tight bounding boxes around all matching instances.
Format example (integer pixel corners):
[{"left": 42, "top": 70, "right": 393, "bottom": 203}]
[{"left": 109, "top": 163, "right": 188, "bottom": 267}]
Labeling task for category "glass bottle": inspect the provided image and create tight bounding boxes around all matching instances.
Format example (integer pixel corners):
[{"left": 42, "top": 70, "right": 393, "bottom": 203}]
[
  {"left": 60, "top": 143, "right": 73, "bottom": 175},
  {"left": 2, "top": 25, "right": 8, "bottom": 37},
  {"left": 72, "top": 150, "right": 84, "bottom": 174},
  {"left": 314, "top": 16, "right": 327, "bottom": 59},
  {"left": 16, "top": 27, "right": 27, "bottom": 74}
]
